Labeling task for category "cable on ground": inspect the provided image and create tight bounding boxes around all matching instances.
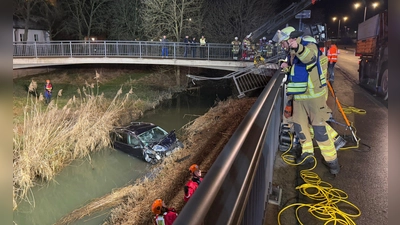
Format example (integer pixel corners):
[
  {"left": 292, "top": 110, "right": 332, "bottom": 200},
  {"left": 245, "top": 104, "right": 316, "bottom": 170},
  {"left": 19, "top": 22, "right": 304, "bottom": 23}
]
[{"left": 278, "top": 133, "right": 361, "bottom": 225}]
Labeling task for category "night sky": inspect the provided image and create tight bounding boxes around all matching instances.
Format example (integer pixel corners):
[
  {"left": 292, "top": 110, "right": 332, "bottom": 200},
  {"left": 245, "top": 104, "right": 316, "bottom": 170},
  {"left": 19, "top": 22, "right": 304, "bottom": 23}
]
[
  {"left": 318, "top": 0, "right": 388, "bottom": 29},
  {"left": 276, "top": 0, "right": 388, "bottom": 35}
]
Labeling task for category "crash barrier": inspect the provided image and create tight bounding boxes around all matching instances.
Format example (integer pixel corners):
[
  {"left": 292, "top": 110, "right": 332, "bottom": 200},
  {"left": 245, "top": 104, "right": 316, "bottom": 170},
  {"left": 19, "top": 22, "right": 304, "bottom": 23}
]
[
  {"left": 13, "top": 41, "right": 284, "bottom": 61},
  {"left": 174, "top": 70, "right": 285, "bottom": 225}
]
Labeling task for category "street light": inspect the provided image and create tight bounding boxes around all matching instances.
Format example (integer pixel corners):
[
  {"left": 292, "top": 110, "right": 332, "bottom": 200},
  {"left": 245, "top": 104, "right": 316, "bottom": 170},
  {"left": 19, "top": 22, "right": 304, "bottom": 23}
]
[
  {"left": 332, "top": 16, "right": 348, "bottom": 38},
  {"left": 354, "top": 2, "right": 379, "bottom": 22}
]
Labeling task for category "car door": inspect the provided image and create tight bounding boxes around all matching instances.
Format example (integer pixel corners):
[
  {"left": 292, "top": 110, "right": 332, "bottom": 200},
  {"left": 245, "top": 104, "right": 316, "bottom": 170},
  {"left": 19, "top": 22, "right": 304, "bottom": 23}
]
[{"left": 113, "top": 131, "right": 144, "bottom": 159}]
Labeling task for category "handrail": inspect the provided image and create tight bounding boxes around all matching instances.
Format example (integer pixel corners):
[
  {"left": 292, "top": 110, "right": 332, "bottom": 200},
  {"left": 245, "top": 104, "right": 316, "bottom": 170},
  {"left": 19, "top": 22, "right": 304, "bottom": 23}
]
[
  {"left": 12, "top": 40, "right": 285, "bottom": 62},
  {"left": 174, "top": 70, "right": 285, "bottom": 225}
]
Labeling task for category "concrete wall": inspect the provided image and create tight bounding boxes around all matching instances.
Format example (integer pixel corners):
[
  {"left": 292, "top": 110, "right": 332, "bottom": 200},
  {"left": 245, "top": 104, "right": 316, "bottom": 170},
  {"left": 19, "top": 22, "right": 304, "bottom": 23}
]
[
  {"left": 13, "top": 28, "right": 50, "bottom": 42},
  {"left": 13, "top": 67, "right": 57, "bottom": 79}
]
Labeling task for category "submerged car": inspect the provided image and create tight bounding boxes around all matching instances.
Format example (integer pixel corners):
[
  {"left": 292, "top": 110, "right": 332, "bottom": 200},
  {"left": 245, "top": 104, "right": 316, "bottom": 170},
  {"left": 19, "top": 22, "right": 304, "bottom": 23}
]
[{"left": 111, "top": 122, "right": 184, "bottom": 164}]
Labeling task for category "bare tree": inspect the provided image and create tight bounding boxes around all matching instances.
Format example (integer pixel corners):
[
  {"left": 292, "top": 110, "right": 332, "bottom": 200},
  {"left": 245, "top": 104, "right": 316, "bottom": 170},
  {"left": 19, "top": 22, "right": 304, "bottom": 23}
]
[
  {"left": 36, "top": 0, "right": 64, "bottom": 39},
  {"left": 107, "top": 0, "right": 143, "bottom": 40},
  {"left": 140, "top": 0, "right": 203, "bottom": 41},
  {"left": 202, "top": 0, "right": 278, "bottom": 43},
  {"left": 61, "top": 0, "right": 109, "bottom": 39},
  {"left": 13, "top": 0, "right": 40, "bottom": 41}
]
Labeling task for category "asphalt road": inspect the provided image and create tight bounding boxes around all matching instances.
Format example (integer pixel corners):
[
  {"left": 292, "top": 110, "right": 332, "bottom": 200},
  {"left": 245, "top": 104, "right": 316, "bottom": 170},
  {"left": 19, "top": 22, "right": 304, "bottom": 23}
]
[{"left": 265, "top": 48, "right": 388, "bottom": 225}]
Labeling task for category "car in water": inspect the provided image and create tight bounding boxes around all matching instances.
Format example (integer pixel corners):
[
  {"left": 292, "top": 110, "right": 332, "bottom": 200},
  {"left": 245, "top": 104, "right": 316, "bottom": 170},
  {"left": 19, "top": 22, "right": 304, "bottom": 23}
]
[{"left": 111, "top": 122, "right": 184, "bottom": 164}]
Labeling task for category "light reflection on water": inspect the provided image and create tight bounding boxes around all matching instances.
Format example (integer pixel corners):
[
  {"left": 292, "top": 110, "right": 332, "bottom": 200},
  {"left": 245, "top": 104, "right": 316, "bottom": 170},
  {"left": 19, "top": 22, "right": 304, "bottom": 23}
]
[{"left": 13, "top": 84, "right": 232, "bottom": 225}]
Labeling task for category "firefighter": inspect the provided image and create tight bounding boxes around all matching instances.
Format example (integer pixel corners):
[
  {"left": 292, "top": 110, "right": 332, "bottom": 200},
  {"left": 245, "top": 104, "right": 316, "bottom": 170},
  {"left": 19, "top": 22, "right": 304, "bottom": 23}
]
[
  {"left": 259, "top": 37, "right": 268, "bottom": 57},
  {"left": 183, "top": 164, "right": 203, "bottom": 202},
  {"left": 232, "top": 37, "right": 241, "bottom": 60},
  {"left": 241, "top": 35, "right": 251, "bottom": 61},
  {"left": 151, "top": 199, "right": 178, "bottom": 225},
  {"left": 273, "top": 26, "right": 340, "bottom": 175},
  {"left": 265, "top": 40, "right": 273, "bottom": 57}
]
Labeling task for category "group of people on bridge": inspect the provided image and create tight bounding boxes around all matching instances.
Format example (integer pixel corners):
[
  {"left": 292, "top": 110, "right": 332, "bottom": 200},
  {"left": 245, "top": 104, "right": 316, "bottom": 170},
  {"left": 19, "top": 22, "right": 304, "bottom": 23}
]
[
  {"left": 231, "top": 35, "right": 283, "bottom": 61},
  {"left": 161, "top": 35, "right": 207, "bottom": 58}
]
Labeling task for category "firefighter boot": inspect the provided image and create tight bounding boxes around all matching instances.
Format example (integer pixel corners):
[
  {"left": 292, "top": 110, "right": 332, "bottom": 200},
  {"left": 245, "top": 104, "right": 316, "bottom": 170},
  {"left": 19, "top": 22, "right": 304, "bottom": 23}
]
[
  {"left": 323, "top": 158, "right": 340, "bottom": 175},
  {"left": 334, "top": 135, "right": 347, "bottom": 151},
  {"left": 296, "top": 152, "right": 315, "bottom": 165}
]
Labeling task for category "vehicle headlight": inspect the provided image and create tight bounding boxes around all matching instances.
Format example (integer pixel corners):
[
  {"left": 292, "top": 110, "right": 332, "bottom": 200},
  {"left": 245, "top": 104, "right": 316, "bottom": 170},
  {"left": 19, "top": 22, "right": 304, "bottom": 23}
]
[{"left": 152, "top": 144, "right": 167, "bottom": 152}]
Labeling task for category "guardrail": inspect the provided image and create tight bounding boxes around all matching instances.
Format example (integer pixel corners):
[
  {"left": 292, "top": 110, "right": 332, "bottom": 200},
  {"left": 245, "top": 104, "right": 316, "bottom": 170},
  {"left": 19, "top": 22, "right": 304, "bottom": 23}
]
[
  {"left": 174, "top": 70, "right": 285, "bottom": 225},
  {"left": 13, "top": 41, "right": 239, "bottom": 61}
]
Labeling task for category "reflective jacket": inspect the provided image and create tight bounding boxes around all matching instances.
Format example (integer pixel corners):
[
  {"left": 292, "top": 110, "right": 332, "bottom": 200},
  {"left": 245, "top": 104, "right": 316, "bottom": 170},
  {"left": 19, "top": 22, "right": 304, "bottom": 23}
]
[
  {"left": 154, "top": 208, "right": 178, "bottom": 225},
  {"left": 327, "top": 44, "right": 338, "bottom": 63},
  {"left": 184, "top": 176, "right": 203, "bottom": 202},
  {"left": 232, "top": 40, "right": 241, "bottom": 53},
  {"left": 286, "top": 36, "right": 326, "bottom": 98}
]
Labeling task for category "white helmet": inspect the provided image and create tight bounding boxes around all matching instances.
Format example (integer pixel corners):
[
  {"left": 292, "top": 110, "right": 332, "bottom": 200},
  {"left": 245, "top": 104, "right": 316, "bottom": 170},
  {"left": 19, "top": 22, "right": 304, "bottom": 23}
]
[
  {"left": 272, "top": 26, "right": 295, "bottom": 43},
  {"left": 235, "top": 37, "right": 238, "bottom": 40},
  {"left": 263, "top": 37, "right": 266, "bottom": 40}
]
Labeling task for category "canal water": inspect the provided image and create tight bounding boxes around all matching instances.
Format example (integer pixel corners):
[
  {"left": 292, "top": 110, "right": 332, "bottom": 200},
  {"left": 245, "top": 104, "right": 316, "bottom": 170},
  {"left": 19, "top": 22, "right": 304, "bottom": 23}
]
[{"left": 13, "top": 81, "right": 233, "bottom": 225}]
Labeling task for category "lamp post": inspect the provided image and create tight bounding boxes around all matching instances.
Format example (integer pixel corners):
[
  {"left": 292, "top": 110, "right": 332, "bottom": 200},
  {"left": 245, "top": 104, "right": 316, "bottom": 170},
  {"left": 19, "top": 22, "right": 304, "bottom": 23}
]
[
  {"left": 355, "top": 2, "right": 379, "bottom": 22},
  {"left": 332, "top": 16, "right": 348, "bottom": 38}
]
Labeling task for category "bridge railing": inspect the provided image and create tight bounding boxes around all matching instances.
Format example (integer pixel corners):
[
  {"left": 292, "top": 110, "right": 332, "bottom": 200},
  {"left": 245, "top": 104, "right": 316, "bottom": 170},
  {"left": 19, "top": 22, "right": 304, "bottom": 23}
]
[
  {"left": 13, "top": 41, "right": 284, "bottom": 62},
  {"left": 174, "top": 70, "right": 285, "bottom": 225},
  {"left": 13, "top": 41, "right": 237, "bottom": 60}
]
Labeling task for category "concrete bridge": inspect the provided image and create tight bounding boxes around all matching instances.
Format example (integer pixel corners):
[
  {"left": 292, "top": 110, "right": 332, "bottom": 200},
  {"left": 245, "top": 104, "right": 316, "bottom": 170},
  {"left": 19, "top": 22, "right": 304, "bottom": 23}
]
[{"left": 13, "top": 40, "right": 259, "bottom": 71}]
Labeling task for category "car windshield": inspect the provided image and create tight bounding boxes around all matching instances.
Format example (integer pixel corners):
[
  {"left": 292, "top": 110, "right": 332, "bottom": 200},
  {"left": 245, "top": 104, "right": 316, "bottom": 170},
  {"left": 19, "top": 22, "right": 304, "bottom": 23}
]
[{"left": 137, "top": 126, "right": 168, "bottom": 146}]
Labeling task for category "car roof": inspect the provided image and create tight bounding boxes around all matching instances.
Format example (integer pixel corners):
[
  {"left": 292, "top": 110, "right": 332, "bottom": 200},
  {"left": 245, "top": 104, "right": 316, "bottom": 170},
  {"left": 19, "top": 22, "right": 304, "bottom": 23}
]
[{"left": 117, "top": 122, "right": 157, "bottom": 135}]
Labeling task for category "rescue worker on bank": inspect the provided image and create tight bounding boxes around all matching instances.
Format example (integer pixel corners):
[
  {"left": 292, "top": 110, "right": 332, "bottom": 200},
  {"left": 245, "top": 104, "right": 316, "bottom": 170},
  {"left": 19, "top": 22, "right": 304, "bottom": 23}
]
[
  {"left": 44, "top": 79, "right": 53, "bottom": 104},
  {"left": 232, "top": 37, "right": 241, "bottom": 60},
  {"left": 327, "top": 42, "right": 339, "bottom": 82},
  {"left": 273, "top": 26, "right": 340, "bottom": 175},
  {"left": 151, "top": 198, "right": 178, "bottom": 225},
  {"left": 184, "top": 164, "right": 203, "bottom": 202}
]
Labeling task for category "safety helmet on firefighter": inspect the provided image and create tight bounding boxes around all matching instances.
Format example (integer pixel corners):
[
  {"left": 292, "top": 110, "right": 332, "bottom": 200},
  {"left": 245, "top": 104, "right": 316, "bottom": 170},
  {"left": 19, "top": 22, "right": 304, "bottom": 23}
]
[
  {"left": 235, "top": 37, "right": 238, "bottom": 40},
  {"left": 262, "top": 37, "right": 266, "bottom": 40},
  {"left": 269, "top": 40, "right": 272, "bottom": 43},
  {"left": 151, "top": 199, "right": 163, "bottom": 215},
  {"left": 189, "top": 164, "right": 200, "bottom": 174},
  {"left": 272, "top": 26, "right": 296, "bottom": 43}
]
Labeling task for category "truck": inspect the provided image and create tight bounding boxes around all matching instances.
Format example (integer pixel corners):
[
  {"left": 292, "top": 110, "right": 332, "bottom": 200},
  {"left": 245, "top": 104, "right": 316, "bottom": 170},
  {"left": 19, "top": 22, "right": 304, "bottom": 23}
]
[{"left": 356, "top": 10, "right": 388, "bottom": 100}]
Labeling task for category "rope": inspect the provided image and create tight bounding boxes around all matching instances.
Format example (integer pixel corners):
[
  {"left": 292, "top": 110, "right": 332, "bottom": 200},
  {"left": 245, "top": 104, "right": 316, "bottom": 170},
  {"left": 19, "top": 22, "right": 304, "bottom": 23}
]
[{"left": 278, "top": 133, "right": 362, "bottom": 225}]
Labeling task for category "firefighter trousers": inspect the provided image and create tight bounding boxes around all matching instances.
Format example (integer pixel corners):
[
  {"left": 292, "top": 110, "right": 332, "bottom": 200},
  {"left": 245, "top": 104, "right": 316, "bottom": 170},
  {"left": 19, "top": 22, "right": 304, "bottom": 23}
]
[{"left": 292, "top": 95, "right": 337, "bottom": 162}]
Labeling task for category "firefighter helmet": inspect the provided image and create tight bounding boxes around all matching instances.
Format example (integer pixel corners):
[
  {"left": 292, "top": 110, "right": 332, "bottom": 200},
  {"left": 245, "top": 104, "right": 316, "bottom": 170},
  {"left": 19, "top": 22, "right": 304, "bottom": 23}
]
[
  {"left": 151, "top": 199, "right": 163, "bottom": 215},
  {"left": 189, "top": 164, "right": 200, "bottom": 173},
  {"left": 272, "top": 26, "right": 296, "bottom": 43},
  {"left": 235, "top": 37, "right": 238, "bottom": 40}
]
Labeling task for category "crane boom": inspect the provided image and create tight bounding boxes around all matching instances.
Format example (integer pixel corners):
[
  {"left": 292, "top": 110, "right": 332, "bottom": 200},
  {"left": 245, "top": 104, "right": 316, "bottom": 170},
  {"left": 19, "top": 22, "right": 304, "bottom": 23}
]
[{"left": 248, "top": 0, "right": 318, "bottom": 42}]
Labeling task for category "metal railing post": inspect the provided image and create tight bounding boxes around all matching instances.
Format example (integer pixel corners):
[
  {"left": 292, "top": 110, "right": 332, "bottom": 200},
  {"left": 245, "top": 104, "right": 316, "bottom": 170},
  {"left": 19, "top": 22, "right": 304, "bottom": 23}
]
[
  {"left": 173, "top": 43, "right": 176, "bottom": 59},
  {"left": 139, "top": 41, "right": 142, "bottom": 58},
  {"left": 207, "top": 44, "right": 210, "bottom": 60},
  {"left": 69, "top": 41, "right": 72, "bottom": 57},
  {"left": 61, "top": 42, "right": 64, "bottom": 56},
  {"left": 104, "top": 41, "right": 107, "bottom": 57},
  {"left": 116, "top": 41, "right": 119, "bottom": 55},
  {"left": 34, "top": 42, "right": 37, "bottom": 58}
]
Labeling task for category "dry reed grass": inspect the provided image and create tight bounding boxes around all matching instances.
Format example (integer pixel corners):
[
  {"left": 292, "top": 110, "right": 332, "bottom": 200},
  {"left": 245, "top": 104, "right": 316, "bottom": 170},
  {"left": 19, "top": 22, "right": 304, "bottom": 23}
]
[
  {"left": 54, "top": 97, "right": 256, "bottom": 225},
  {"left": 13, "top": 70, "right": 180, "bottom": 211}
]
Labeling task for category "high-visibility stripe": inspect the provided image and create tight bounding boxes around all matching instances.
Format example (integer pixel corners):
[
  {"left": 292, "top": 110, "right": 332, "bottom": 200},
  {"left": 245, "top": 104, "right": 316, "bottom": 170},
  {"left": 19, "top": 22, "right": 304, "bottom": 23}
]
[
  {"left": 301, "top": 141, "right": 314, "bottom": 153},
  {"left": 295, "top": 87, "right": 326, "bottom": 100}
]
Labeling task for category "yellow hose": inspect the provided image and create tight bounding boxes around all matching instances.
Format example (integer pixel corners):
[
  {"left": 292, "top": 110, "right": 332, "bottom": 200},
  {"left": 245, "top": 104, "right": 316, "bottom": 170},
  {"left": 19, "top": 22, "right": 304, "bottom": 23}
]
[{"left": 279, "top": 133, "right": 361, "bottom": 225}]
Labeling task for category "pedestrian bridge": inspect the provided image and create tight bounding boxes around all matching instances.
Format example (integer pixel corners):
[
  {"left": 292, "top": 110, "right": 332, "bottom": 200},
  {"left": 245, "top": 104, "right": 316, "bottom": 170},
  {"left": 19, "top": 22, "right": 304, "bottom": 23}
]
[{"left": 13, "top": 40, "right": 263, "bottom": 71}]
